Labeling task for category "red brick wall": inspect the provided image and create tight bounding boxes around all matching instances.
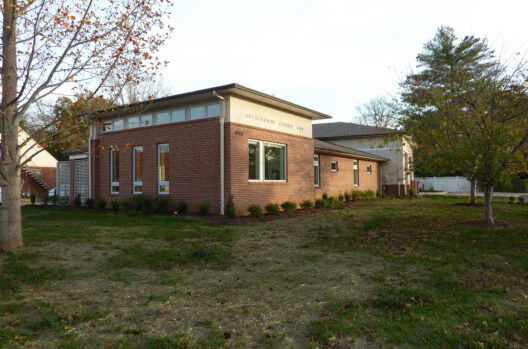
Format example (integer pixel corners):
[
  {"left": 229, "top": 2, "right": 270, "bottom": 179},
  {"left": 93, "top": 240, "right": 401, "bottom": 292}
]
[
  {"left": 225, "top": 123, "right": 315, "bottom": 215},
  {"left": 315, "top": 155, "right": 379, "bottom": 199},
  {"left": 91, "top": 118, "right": 384, "bottom": 215},
  {"left": 21, "top": 167, "right": 56, "bottom": 198},
  {"left": 93, "top": 118, "right": 221, "bottom": 213}
]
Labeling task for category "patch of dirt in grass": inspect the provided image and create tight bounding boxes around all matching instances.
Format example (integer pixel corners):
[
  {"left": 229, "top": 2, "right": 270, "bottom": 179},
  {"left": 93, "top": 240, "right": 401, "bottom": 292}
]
[
  {"left": 461, "top": 220, "right": 513, "bottom": 229},
  {"left": 2, "top": 211, "right": 377, "bottom": 348}
]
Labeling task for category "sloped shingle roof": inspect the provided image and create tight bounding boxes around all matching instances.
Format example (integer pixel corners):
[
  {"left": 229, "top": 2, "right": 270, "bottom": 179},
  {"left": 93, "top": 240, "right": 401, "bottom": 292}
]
[
  {"left": 314, "top": 139, "right": 389, "bottom": 162},
  {"left": 313, "top": 122, "right": 403, "bottom": 139}
]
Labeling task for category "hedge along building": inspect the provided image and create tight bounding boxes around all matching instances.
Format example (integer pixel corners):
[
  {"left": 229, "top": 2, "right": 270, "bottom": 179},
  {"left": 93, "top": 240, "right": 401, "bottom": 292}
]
[{"left": 86, "top": 84, "right": 388, "bottom": 215}]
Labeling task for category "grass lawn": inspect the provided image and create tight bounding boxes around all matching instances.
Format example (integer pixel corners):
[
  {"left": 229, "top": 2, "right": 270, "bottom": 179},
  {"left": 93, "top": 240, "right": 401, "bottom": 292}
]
[{"left": 0, "top": 196, "right": 527, "bottom": 348}]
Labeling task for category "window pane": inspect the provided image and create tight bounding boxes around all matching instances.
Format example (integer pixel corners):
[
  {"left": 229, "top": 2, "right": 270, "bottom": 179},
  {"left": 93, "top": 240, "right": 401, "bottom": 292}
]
[
  {"left": 128, "top": 116, "right": 140, "bottom": 128},
  {"left": 141, "top": 114, "right": 152, "bottom": 127},
  {"left": 172, "top": 108, "right": 185, "bottom": 122},
  {"left": 264, "top": 144, "right": 285, "bottom": 180},
  {"left": 156, "top": 112, "right": 170, "bottom": 125},
  {"left": 354, "top": 160, "right": 359, "bottom": 185},
  {"left": 190, "top": 106, "right": 205, "bottom": 120},
  {"left": 102, "top": 121, "right": 112, "bottom": 132},
  {"left": 113, "top": 119, "right": 124, "bottom": 130},
  {"left": 314, "top": 155, "right": 319, "bottom": 186},
  {"left": 206, "top": 103, "right": 220, "bottom": 117},
  {"left": 248, "top": 141, "right": 260, "bottom": 180},
  {"left": 134, "top": 147, "right": 143, "bottom": 182},
  {"left": 111, "top": 150, "right": 119, "bottom": 183},
  {"left": 158, "top": 144, "right": 169, "bottom": 194}
]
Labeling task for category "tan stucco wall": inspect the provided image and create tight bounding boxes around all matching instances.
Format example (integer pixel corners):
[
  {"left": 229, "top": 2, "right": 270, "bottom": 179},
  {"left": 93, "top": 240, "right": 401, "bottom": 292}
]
[
  {"left": 5, "top": 128, "right": 58, "bottom": 168},
  {"left": 325, "top": 135, "right": 412, "bottom": 186},
  {"left": 227, "top": 96, "right": 312, "bottom": 138}
]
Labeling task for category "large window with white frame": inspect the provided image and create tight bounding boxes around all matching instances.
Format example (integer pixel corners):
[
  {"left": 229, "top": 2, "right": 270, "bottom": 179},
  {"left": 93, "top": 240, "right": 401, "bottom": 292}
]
[
  {"left": 133, "top": 146, "right": 143, "bottom": 194},
  {"left": 248, "top": 140, "right": 286, "bottom": 181},
  {"left": 353, "top": 160, "right": 359, "bottom": 186},
  {"left": 110, "top": 149, "right": 120, "bottom": 194},
  {"left": 158, "top": 144, "right": 169, "bottom": 194},
  {"left": 314, "top": 154, "right": 320, "bottom": 186}
]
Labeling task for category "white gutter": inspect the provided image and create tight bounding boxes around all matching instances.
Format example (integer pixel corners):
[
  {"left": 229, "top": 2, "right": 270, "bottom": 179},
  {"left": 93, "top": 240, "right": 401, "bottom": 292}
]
[{"left": 213, "top": 90, "right": 225, "bottom": 215}]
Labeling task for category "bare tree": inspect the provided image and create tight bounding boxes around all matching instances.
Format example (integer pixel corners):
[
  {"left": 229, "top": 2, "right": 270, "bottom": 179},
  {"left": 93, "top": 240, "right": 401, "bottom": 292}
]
[
  {"left": 0, "top": 0, "right": 173, "bottom": 251},
  {"left": 355, "top": 96, "right": 400, "bottom": 129},
  {"left": 116, "top": 75, "right": 172, "bottom": 105}
]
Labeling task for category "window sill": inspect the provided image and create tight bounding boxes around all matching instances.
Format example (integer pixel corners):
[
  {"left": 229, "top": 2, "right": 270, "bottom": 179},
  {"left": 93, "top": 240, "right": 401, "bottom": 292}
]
[{"left": 248, "top": 180, "right": 287, "bottom": 184}]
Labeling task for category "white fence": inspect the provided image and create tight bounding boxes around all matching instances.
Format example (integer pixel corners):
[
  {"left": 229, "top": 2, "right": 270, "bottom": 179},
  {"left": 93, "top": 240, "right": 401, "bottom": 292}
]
[{"left": 415, "top": 176, "right": 471, "bottom": 193}]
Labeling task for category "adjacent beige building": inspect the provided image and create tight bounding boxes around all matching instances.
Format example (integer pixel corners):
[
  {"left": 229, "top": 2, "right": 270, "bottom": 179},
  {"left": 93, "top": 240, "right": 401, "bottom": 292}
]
[{"left": 313, "top": 122, "right": 418, "bottom": 195}]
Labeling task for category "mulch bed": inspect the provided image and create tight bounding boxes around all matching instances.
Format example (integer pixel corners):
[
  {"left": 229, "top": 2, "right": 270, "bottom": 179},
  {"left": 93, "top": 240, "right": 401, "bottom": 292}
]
[
  {"left": 194, "top": 201, "right": 357, "bottom": 225},
  {"left": 461, "top": 220, "right": 513, "bottom": 229},
  {"left": 454, "top": 203, "right": 484, "bottom": 207},
  {"left": 26, "top": 201, "right": 359, "bottom": 225}
]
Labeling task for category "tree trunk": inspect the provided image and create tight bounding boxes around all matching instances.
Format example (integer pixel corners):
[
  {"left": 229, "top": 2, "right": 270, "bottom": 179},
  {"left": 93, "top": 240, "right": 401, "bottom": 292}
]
[
  {"left": 0, "top": 172, "right": 22, "bottom": 251},
  {"left": 483, "top": 184, "right": 494, "bottom": 225},
  {"left": 470, "top": 177, "right": 476, "bottom": 205},
  {"left": 0, "top": 0, "right": 23, "bottom": 251}
]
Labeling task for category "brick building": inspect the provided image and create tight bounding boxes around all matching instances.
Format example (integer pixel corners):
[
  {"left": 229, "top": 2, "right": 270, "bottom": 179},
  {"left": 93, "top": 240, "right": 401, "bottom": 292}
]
[
  {"left": 313, "top": 122, "right": 419, "bottom": 196},
  {"left": 83, "top": 84, "right": 388, "bottom": 215}
]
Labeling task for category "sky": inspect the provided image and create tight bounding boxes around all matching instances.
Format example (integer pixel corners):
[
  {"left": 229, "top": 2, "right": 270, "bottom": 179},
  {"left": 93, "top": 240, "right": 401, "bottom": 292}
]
[{"left": 157, "top": 0, "right": 528, "bottom": 123}]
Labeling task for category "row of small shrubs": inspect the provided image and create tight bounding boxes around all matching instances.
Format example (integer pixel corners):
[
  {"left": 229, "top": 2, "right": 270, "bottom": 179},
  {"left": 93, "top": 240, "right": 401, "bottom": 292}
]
[{"left": 246, "top": 189, "right": 385, "bottom": 217}]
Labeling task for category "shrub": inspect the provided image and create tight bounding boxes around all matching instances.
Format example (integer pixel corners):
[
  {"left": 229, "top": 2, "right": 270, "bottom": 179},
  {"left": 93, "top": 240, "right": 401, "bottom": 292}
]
[
  {"left": 41, "top": 192, "right": 50, "bottom": 206},
  {"left": 508, "top": 196, "right": 515, "bottom": 204},
  {"left": 50, "top": 194, "right": 58, "bottom": 206},
  {"left": 248, "top": 204, "right": 263, "bottom": 217},
  {"left": 281, "top": 201, "right": 297, "bottom": 213},
  {"left": 74, "top": 193, "right": 82, "bottom": 207},
  {"left": 58, "top": 196, "right": 69, "bottom": 206},
  {"left": 111, "top": 200, "right": 120, "bottom": 211},
  {"left": 344, "top": 191, "right": 351, "bottom": 201},
  {"left": 322, "top": 193, "right": 328, "bottom": 200},
  {"left": 326, "top": 197, "right": 345, "bottom": 208},
  {"left": 265, "top": 203, "right": 280, "bottom": 215},
  {"left": 30, "top": 191, "right": 36, "bottom": 205},
  {"left": 96, "top": 198, "right": 107, "bottom": 210},
  {"left": 409, "top": 188, "right": 416, "bottom": 197},
  {"left": 518, "top": 196, "right": 525, "bottom": 204},
  {"left": 225, "top": 195, "right": 236, "bottom": 218},
  {"left": 351, "top": 190, "right": 362, "bottom": 201},
  {"left": 120, "top": 194, "right": 155, "bottom": 215},
  {"left": 300, "top": 199, "right": 314, "bottom": 209},
  {"left": 365, "top": 189, "right": 376, "bottom": 200},
  {"left": 315, "top": 199, "right": 327, "bottom": 208},
  {"left": 152, "top": 198, "right": 170, "bottom": 214},
  {"left": 85, "top": 198, "right": 94, "bottom": 209},
  {"left": 338, "top": 194, "right": 344, "bottom": 201},
  {"left": 198, "top": 201, "right": 211, "bottom": 215},
  {"left": 176, "top": 201, "right": 188, "bottom": 214}
]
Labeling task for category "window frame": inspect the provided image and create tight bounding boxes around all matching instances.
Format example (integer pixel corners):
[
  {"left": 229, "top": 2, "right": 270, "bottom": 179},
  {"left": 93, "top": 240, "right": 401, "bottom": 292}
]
[
  {"left": 110, "top": 148, "right": 120, "bottom": 194},
  {"left": 353, "top": 160, "right": 359, "bottom": 186},
  {"left": 133, "top": 146, "right": 143, "bottom": 194},
  {"left": 158, "top": 143, "right": 170, "bottom": 194},
  {"left": 366, "top": 164, "right": 372, "bottom": 175},
  {"left": 331, "top": 160, "right": 338, "bottom": 172},
  {"left": 314, "top": 154, "right": 320, "bottom": 187},
  {"left": 248, "top": 139, "right": 287, "bottom": 182}
]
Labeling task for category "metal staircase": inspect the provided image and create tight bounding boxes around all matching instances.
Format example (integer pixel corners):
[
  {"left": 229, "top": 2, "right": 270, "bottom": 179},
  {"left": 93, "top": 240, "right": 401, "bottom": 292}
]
[{"left": 22, "top": 166, "right": 52, "bottom": 191}]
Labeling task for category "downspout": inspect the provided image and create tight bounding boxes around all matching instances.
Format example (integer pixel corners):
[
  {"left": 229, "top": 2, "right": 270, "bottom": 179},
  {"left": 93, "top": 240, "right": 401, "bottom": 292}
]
[
  {"left": 88, "top": 120, "right": 93, "bottom": 199},
  {"left": 212, "top": 90, "right": 225, "bottom": 215}
]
